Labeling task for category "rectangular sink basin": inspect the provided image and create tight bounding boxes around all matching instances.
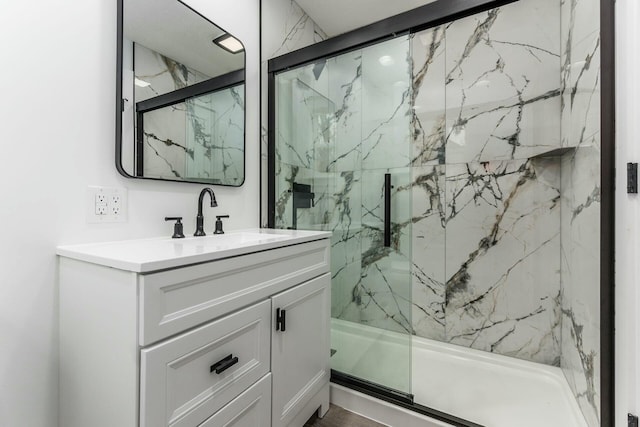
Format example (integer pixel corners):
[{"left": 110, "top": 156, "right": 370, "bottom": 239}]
[{"left": 176, "top": 232, "right": 290, "bottom": 247}]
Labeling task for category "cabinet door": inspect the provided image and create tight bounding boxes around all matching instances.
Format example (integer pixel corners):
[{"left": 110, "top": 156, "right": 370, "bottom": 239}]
[{"left": 271, "top": 273, "right": 330, "bottom": 427}]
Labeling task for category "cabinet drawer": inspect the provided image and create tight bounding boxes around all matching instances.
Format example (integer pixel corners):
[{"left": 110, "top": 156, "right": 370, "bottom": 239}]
[
  {"left": 199, "top": 374, "right": 271, "bottom": 427},
  {"left": 140, "top": 300, "right": 271, "bottom": 427},
  {"left": 139, "top": 239, "right": 329, "bottom": 345}
]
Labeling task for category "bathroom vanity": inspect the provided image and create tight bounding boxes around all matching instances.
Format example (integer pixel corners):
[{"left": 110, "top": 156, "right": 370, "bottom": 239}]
[{"left": 57, "top": 229, "right": 331, "bottom": 427}]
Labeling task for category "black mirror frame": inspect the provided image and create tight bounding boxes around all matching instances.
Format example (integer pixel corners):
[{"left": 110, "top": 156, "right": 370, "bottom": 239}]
[{"left": 115, "top": 0, "right": 247, "bottom": 186}]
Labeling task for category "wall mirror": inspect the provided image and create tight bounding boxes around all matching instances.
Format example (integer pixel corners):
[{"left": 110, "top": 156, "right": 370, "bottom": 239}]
[{"left": 116, "top": 0, "right": 245, "bottom": 186}]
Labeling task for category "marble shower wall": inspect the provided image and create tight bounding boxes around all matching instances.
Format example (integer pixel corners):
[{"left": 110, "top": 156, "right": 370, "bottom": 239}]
[
  {"left": 559, "top": 0, "right": 602, "bottom": 425},
  {"left": 135, "top": 43, "right": 245, "bottom": 184},
  {"left": 271, "top": 5, "right": 601, "bottom": 420},
  {"left": 443, "top": 0, "right": 562, "bottom": 164},
  {"left": 410, "top": 0, "right": 564, "bottom": 365},
  {"left": 274, "top": 37, "right": 416, "bottom": 334},
  {"left": 410, "top": 26, "right": 448, "bottom": 340},
  {"left": 261, "top": 0, "right": 328, "bottom": 225},
  {"left": 274, "top": 0, "right": 567, "bottom": 360},
  {"left": 443, "top": 159, "right": 561, "bottom": 363}
]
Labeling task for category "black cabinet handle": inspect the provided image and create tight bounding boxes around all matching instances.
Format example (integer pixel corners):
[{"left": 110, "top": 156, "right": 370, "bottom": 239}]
[
  {"left": 276, "top": 308, "right": 286, "bottom": 332},
  {"left": 210, "top": 354, "right": 239, "bottom": 374},
  {"left": 384, "top": 173, "right": 391, "bottom": 247}
]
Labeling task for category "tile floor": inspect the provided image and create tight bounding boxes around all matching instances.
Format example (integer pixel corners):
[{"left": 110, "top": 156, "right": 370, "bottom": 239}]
[{"left": 304, "top": 405, "right": 386, "bottom": 427}]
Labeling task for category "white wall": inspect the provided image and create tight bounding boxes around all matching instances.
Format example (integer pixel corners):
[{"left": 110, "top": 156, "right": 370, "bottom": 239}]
[
  {"left": 0, "top": 0, "right": 259, "bottom": 425},
  {"left": 616, "top": 0, "right": 640, "bottom": 426}
]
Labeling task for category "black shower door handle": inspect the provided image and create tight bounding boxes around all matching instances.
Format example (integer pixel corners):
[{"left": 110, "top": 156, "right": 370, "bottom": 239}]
[{"left": 384, "top": 173, "right": 391, "bottom": 247}]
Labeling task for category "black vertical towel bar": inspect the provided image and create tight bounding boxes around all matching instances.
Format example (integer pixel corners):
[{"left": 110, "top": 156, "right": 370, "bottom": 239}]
[{"left": 384, "top": 173, "right": 391, "bottom": 247}]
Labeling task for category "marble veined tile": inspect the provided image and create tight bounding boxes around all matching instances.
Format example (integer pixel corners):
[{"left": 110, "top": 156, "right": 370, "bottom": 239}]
[
  {"left": 185, "top": 87, "right": 244, "bottom": 184},
  {"left": 320, "top": 170, "right": 364, "bottom": 319},
  {"left": 561, "top": 0, "right": 601, "bottom": 152},
  {"left": 274, "top": 163, "right": 323, "bottom": 229},
  {"left": 326, "top": 50, "right": 363, "bottom": 173},
  {"left": 262, "top": 0, "right": 327, "bottom": 60},
  {"left": 361, "top": 36, "right": 413, "bottom": 170},
  {"left": 134, "top": 43, "right": 244, "bottom": 183},
  {"left": 445, "top": 0, "right": 562, "bottom": 164},
  {"left": 135, "top": 43, "right": 209, "bottom": 180},
  {"left": 335, "top": 169, "right": 414, "bottom": 334},
  {"left": 142, "top": 103, "right": 188, "bottom": 179},
  {"left": 411, "top": 165, "right": 446, "bottom": 340},
  {"left": 134, "top": 43, "right": 209, "bottom": 102},
  {"left": 360, "top": 169, "right": 412, "bottom": 258},
  {"left": 268, "top": 3, "right": 604, "bottom": 404},
  {"left": 261, "top": 0, "right": 328, "bottom": 222},
  {"left": 444, "top": 158, "right": 561, "bottom": 365},
  {"left": 411, "top": 26, "right": 446, "bottom": 166},
  {"left": 560, "top": 148, "right": 601, "bottom": 427},
  {"left": 560, "top": 0, "right": 601, "bottom": 425},
  {"left": 340, "top": 250, "right": 413, "bottom": 334},
  {"left": 276, "top": 163, "right": 362, "bottom": 321},
  {"left": 140, "top": 87, "right": 244, "bottom": 183},
  {"left": 276, "top": 66, "right": 333, "bottom": 171}
]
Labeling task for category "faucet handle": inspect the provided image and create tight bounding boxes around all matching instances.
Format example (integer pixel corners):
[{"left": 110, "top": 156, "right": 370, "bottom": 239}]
[
  {"left": 165, "top": 217, "right": 185, "bottom": 239},
  {"left": 214, "top": 215, "right": 230, "bottom": 235}
]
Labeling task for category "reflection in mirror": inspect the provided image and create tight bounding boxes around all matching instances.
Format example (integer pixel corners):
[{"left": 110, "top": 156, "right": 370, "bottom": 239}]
[{"left": 118, "top": 0, "right": 246, "bottom": 186}]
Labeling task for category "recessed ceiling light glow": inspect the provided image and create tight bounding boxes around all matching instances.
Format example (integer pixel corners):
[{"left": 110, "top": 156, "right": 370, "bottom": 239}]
[
  {"left": 134, "top": 77, "right": 151, "bottom": 88},
  {"left": 378, "top": 55, "right": 395, "bottom": 66},
  {"left": 213, "top": 33, "right": 244, "bottom": 54}
]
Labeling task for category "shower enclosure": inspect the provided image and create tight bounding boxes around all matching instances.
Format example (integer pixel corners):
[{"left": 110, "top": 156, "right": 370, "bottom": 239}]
[{"left": 266, "top": 0, "right": 610, "bottom": 425}]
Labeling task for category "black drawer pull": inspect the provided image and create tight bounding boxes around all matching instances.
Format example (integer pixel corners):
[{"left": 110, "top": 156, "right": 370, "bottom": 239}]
[
  {"left": 210, "top": 354, "right": 239, "bottom": 374},
  {"left": 276, "top": 308, "right": 286, "bottom": 332}
]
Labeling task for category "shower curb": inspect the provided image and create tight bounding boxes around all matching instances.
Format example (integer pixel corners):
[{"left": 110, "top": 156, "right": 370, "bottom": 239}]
[{"left": 330, "top": 383, "right": 465, "bottom": 427}]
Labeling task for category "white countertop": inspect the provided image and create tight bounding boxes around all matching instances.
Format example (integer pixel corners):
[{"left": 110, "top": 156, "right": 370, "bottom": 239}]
[{"left": 56, "top": 228, "right": 331, "bottom": 273}]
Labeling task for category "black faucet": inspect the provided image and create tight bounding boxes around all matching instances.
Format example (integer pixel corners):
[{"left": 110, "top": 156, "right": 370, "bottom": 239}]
[{"left": 195, "top": 188, "right": 218, "bottom": 236}]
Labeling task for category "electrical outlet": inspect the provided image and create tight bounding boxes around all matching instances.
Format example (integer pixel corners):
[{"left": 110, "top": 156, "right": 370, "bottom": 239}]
[{"left": 87, "top": 186, "right": 128, "bottom": 223}]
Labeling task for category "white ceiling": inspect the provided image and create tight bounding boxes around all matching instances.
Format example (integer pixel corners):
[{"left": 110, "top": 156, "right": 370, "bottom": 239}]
[
  {"left": 294, "top": 0, "right": 439, "bottom": 37},
  {"left": 124, "top": 0, "right": 244, "bottom": 78}
]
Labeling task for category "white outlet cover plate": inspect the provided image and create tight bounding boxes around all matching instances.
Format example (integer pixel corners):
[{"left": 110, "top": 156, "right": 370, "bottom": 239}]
[{"left": 87, "top": 186, "right": 128, "bottom": 223}]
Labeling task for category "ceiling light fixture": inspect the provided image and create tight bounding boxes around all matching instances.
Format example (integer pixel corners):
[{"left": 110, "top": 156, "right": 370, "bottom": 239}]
[{"left": 213, "top": 34, "right": 244, "bottom": 54}]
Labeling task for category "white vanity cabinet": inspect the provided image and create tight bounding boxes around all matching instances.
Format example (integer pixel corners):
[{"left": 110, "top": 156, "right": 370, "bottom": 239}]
[{"left": 58, "top": 230, "right": 331, "bottom": 427}]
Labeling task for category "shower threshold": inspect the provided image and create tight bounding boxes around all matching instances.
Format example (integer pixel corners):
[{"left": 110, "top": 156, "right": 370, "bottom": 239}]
[{"left": 331, "top": 319, "right": 588, "bottom": 427}]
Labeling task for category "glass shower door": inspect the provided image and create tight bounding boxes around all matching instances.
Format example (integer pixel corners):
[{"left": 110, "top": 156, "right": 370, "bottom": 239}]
[{"left": 274, "top": 36, "right": 413, "bottom": 396}]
